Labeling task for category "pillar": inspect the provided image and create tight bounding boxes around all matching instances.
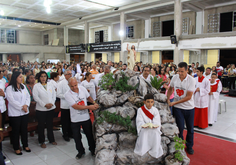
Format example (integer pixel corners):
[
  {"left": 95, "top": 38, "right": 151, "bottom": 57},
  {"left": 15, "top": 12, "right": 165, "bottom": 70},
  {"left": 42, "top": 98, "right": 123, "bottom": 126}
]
[
  {"left": 145, "top": 19, "right": 151, "bottom": 38},
  {"left": 120, "top": 12, "right": 126, "bottom": 62},
  {"left": 196, "top": 11, "right": 204, "bottom": 34},
  {"left": 64, "top": 26, "right": 70, "bottom": 62},
  {"left": 2, "top": 54, "right": 7, "bottom": 63},
  {"left": 108, "top": 25, "right": 112, "bottom": 41},
  {"left": 84, "top": 21, "right": 90, "bottom": 62},
  {"left": 174, "top": 0, "right": 183, "bottom": 64}
]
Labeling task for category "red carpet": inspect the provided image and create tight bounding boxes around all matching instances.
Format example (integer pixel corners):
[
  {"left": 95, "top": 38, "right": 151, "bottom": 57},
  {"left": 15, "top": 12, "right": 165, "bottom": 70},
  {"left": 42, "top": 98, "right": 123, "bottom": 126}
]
[{"left": 183, "top": 130, "right": 236, "bottom": 165}]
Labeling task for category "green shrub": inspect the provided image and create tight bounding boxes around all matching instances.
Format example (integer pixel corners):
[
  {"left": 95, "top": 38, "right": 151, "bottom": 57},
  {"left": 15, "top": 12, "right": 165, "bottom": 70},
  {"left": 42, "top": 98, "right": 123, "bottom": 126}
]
[
  {"left": 98, "top": 73, "right": 115, "bottom": 90},
  {"left": 114, "top": 72, "right": 138, "bottom": 92},
  {"left": 150, "top": 76, "right": 164, "bottom": 90},
  {"left": 97, "top": 110, "right": 137, "bottom": 135}
]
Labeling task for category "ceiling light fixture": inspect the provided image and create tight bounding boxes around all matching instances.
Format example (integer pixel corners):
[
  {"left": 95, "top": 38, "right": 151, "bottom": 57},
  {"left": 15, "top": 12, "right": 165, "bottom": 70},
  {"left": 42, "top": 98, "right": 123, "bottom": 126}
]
[
  {"left": 46, "top": 7, "right": 51, "bottom": 14},
  {"left": 44, "top": 0, "right": 52, "bottom": 7},
  {"left": 0, "top": 10, "right": 4, "bottom": 16},
  {"left": 18, "top": 25, "right": 21, "bottom": 27},
  {"left": 44, "top": 0, "right": 52, "bottom": 14}
]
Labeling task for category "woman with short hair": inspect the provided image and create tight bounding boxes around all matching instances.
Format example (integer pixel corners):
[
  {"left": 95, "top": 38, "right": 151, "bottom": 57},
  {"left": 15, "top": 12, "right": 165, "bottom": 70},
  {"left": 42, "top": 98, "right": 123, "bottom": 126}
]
[
  {"left": 33, "top": 71, "right": 57, "bottom": 148},
  {"left": 6, "top": 71, "right": 31, "bottom": 155}
]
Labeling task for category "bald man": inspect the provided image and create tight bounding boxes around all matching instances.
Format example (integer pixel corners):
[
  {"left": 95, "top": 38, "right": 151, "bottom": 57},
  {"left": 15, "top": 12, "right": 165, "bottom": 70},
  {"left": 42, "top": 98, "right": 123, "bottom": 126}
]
[{"left": 64, "top": 77, "right": 99, "bottom": 159}]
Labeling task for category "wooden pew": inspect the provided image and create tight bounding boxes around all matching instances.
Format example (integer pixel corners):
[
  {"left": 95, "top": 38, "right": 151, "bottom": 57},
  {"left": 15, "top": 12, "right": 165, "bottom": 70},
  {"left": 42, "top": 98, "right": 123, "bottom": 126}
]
[{"left": 3, "top": 100, "right": 61, "bottom": 138}]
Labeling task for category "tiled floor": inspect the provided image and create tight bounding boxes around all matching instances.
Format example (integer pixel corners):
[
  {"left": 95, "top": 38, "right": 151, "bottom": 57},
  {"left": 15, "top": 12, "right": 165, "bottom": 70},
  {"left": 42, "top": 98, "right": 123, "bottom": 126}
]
[
  {"left": 2, "top": 131, "right": 95, "bottom": 165},
  {"left": 2, "top": 93, "right": 236, "bottom": 165}
]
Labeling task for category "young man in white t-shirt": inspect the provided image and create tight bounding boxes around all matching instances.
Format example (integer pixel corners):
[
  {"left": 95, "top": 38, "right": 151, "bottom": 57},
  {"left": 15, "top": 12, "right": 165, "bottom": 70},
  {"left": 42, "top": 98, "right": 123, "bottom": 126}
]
[
  {"left": 65, "top": 77, "right": 99, "bottom": 159},
  {"left": 167, "top": 62, "right": 196, "bottom": 155}
]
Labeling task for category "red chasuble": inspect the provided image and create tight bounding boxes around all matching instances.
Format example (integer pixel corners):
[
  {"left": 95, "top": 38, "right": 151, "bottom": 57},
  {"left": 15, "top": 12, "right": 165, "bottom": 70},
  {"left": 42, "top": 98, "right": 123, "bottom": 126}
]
[{"left": 141, "top": 106, "right": 154, "bottom": 120}]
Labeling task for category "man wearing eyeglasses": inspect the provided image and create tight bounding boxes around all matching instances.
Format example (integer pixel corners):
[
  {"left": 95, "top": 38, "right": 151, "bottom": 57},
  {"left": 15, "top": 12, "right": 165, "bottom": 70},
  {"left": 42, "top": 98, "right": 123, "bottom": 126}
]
[
  {"left": 57, "top": 69, "right": 73, "bottom": 142},
  {"left": 140, "top": 66, "right": 153, "bottom": 83}
]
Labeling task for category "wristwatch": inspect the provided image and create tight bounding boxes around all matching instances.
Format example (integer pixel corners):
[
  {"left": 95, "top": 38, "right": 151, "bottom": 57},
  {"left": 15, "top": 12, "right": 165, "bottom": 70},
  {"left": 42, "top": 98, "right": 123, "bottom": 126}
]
[{"left": 0, "top": 128, "right": 3, "bottom": 131}]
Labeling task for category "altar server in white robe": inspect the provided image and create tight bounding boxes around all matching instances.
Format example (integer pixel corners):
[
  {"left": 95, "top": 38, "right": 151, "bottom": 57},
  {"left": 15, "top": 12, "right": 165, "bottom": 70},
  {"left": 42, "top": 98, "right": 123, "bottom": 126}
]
[
  {"left": 194, "top": 67, "right": 211, "bottom": 129},
  {"left": 208, "top": 73, "right": 222, "bottom": 126},
  {"left": 134, "top": 94, "right": 163, "bottom": 159}
]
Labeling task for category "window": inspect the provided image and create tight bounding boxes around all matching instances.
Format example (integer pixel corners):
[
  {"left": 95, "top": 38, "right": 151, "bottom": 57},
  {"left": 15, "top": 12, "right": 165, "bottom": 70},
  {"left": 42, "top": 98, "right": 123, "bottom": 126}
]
[
  {"left": 208, "top": 14, "right": 220, "bottom": 33},
  {"left": 95, "top": 31, "right": 104, "bottom": 43},
  {"left": 182, "top": 18, "right": 189, "bottom": 35},
  {"left": 44, "top": 34, "right": 49, "bottom": 45},
  {"left": 152, "top": 22, "right": 161, "bottom": 37},
  {"left": 233, "top": 11, "right": 236, "bottom": 27},
  {"left": 0, "top": 29, "right": 16, "bottom": 43},
  {"left": 126, "top": 26, "right": 134, "bottom": 38}
]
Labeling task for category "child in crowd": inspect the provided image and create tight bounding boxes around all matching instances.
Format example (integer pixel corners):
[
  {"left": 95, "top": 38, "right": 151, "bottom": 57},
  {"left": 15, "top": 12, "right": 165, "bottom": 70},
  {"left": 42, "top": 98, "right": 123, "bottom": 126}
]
[{"left": 134, "top": 94, "right": 163, "bottom": 158}]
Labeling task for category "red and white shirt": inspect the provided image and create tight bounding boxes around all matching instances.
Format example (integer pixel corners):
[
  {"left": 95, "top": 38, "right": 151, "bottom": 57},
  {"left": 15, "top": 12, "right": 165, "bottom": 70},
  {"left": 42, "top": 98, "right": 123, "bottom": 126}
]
[
  {"left": 170, "top": 74, "right": 195, "bottom": 110},
  {"left": 216, "top": 66, "right": 223, "bottom": 76}
]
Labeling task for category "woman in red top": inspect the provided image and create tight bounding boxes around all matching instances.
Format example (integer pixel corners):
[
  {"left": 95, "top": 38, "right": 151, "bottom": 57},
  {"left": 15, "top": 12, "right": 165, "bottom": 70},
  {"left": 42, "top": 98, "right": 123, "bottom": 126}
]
[{"left": 158, "top": 68, "right": 167, "bottom": 81}]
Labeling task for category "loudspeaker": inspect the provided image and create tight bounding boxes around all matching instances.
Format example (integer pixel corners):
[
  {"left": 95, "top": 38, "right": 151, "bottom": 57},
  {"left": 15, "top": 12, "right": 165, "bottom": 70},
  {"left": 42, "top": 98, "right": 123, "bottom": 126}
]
[
  {"left": 170, "top": 35, "right": 177, "bottom": 44},
  {"left": 228, "top": 89, "right": 236, "bottom": 96}
]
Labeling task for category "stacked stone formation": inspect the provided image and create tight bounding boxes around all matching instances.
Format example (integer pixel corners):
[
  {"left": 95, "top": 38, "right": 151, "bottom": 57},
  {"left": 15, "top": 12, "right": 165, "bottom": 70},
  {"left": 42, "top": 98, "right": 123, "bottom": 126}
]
[{"left": 94, "top": 70, "right": 190, "bottom": 165}]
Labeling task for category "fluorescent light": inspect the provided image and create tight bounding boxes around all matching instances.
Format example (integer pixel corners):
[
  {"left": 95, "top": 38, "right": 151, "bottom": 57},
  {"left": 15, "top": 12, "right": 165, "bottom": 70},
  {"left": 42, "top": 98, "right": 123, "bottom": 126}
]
[
  {"left": 0, "top": 10, "right": 4, "bottom": 16},
  {"left": 18, "top": 25, "right": 21, "bottom": 27},
  {"left": 119, "top": 30, "right": 124, "bottom": 36},
  {"left": 44, "top": 0, "right": 52, "bottom": 7},
  {"left": 46, "top": 7, "right": 51, "bottom": 14}
]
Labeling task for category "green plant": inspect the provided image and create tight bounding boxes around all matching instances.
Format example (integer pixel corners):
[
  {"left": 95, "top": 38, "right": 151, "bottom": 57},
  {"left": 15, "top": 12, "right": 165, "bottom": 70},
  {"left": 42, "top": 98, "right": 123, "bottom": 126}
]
[
  {"left": 98, "top": 73, "right": 115, "bottom": 90},
  {"left": 114, "top": 72, "right": 138, "bottom": 92},
  {"left": 97, "top": 110, "right": 137, "bottom": 135},
  {"left": 173, "top": 136, "right": 186, "bottom": 162},
  {"left": 150, "top": 76, "right": 164, "bottom": 90}
]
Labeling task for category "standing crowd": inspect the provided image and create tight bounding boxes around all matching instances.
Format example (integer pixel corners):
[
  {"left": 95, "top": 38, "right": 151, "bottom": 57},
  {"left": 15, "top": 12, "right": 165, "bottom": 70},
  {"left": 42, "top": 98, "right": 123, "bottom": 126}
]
[{"left": 0, "top": 59, "right": 234, "bottom": 164}]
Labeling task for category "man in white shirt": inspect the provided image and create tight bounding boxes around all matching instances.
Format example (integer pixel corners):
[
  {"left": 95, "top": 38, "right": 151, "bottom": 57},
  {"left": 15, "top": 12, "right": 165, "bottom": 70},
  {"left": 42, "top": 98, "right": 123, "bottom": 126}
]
[
  {"left": 167, "top": 62, "right": 196, "bottom": 155},
  {"left": 190, "top": 63, "right": 195, "bottom": 71},
  {"left": 57, "top": 69, "right": 73, "bottom": 142},
  {"left": 216, "top": 62, "right": 223, "bottom": 80},
  {"left": 65, "top": 77, "right": 99, "bottom": 159},
  {"left": 122, "top": 64, "right": 127, "bottom": 72},
  {"left": 140, "top": 66, "right": 153, "bottom": 83},
  {"left": 203, "top": 67, "right": 212, "bottom": 80}
]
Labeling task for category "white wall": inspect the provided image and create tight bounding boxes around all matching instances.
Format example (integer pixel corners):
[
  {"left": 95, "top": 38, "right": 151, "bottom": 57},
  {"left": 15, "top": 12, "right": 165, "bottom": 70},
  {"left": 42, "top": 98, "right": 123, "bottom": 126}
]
[{"left": 18, "top": 30, "right": 42, "bottom": 45}]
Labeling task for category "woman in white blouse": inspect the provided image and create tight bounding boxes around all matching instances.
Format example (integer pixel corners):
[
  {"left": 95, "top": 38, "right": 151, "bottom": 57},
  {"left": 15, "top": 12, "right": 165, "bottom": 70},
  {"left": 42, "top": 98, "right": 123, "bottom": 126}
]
[
  {"left": 33, "top": 71, "right": 57, "bottom": 148},
  {"left": 6, "top": 71, "right": 31, "bottom": 155},
  {"left": 81, "top": 72, "right": 97, "bottom": 102}
]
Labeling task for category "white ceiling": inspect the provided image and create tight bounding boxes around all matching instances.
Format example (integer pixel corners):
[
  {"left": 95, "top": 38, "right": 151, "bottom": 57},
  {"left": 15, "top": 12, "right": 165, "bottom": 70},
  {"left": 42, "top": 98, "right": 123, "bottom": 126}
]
[{"left": 0, "top": 0, "right": 236, "bottom": 30}]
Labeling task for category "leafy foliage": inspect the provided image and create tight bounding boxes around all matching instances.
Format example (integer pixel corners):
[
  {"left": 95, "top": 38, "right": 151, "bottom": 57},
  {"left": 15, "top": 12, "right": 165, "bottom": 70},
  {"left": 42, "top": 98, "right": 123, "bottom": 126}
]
[
  {"left": 114, "top": 72, "right": 138, "bottom": 92},
  {"left": 97, "top": 110, "right": 137, "bottom": 135},
  {"left": 150, "top": 76, "right": 164, "bottom": 90},
  {"left": 98, "top": 73, "right": 115, "bottom": 90},
  {"left": 173, "top": 136, "right": 186, "bottom": 162}
]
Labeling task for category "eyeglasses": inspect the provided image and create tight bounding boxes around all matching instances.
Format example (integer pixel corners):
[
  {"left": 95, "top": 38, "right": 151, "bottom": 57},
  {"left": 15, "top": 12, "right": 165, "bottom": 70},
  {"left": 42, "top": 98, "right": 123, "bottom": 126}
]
[{"left": 66, "top": 73, "right": 72, "bottom": 75}]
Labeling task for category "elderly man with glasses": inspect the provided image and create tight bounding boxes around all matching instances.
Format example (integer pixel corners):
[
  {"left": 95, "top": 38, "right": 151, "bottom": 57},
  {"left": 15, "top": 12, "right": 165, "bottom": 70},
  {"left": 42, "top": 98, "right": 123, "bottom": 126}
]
[{"left": 57, "top": 69, "right": 73, "bottom": 142}]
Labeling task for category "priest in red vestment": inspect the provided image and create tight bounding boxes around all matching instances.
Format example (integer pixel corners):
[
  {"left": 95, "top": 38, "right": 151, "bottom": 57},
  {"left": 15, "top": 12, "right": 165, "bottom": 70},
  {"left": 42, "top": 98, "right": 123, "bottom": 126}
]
[{"left": 194, "top": 67, "right": 211, "bottom": 129}]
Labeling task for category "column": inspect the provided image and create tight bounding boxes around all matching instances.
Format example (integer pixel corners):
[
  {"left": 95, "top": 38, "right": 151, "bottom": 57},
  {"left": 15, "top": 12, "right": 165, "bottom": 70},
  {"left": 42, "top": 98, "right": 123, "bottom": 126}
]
[
  {"left": 84, "top": 21, "right": 90, "bottom": 62},
  {"left": 120, "top": 12, "right": 126, "bottom": 62},
  {"left": 64, "top": 26, "right": 70, "bottom": 62},
  {"left": 2, "top": 54, "right": 7, "bottom": 63},
  {"left": 196, "top": 11, "right": 204, "bottom": 34},
  {"left": 145, "top": 19, "right": 151, "bottom": 38},
  {"left": 174, "top": 0, "right": 183, "bottom": 64},
  {"left": 108, "top": 25, "right": 112, "bottom": 41}
]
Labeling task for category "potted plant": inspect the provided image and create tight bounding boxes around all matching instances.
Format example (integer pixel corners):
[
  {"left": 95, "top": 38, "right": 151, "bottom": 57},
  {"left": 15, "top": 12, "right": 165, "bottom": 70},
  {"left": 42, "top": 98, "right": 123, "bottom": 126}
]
[{"left": 165, "top": 136, "right": 186, "bottom": 165}]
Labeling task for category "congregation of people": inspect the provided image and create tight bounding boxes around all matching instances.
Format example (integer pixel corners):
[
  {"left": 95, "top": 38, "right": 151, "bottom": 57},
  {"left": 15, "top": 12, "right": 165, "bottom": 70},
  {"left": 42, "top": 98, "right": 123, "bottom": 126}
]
[{"left": 0, "top": 57, "right": 235, "bottom": 164}]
